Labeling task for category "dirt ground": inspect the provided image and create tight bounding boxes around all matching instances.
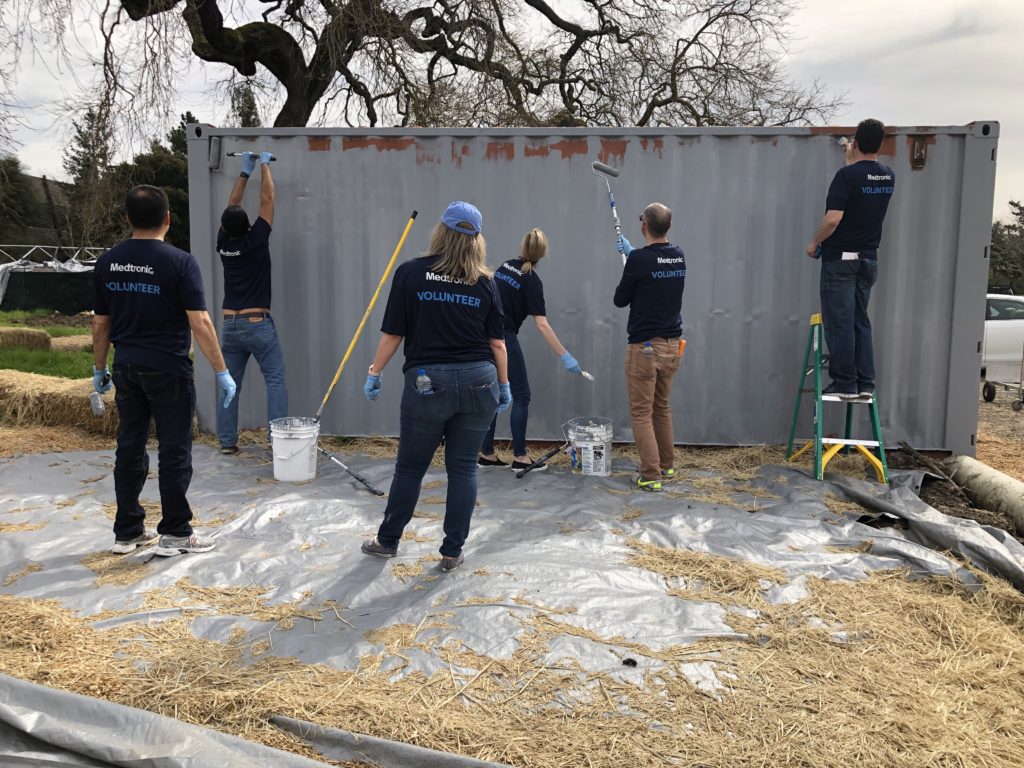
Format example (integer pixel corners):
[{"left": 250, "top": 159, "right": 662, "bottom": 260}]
[{"left": 887, "top": 389, "right": 1023, "bottom": 542}]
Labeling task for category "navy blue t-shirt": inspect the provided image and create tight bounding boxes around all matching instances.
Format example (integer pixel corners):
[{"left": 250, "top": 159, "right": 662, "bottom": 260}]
[
  {"left": 380, "top": 255, "right": 505, "bottom": 372},
  {"left": 93, "top": 239, "right": 207, "bottom": 378},
  {"left": 821, "top": 160, "right": 896, "bottom": 258},
  {"left": 217, "top": 217, "right": 272, "bottom": 309},
  {"left": 613, "top": 243, "right": 686, "bottom": 344},
  {"left": 493, "top": 259, "right": 546, "bottom": 333}
]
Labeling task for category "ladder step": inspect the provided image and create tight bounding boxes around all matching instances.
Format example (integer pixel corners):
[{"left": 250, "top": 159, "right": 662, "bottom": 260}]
[
  {"left": 821, "top": 438, "right": 881, "bottom": 447},
  {"left": 821, "top": 394, "right": 874, "bottom": 403}
]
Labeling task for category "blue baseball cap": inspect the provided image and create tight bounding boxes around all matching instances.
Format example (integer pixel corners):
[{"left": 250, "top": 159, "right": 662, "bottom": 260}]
[{"left": 441, "top": 201, "right": 482, "bottom": 235}]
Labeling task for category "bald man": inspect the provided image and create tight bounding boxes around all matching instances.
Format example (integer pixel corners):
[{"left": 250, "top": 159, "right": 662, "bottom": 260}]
[{"left": 614, "top": 202, "right": 687, "bottom": 493}]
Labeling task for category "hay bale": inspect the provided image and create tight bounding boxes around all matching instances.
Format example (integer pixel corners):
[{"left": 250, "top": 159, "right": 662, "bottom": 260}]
[
  {"left": 0, "top": 327, "right": 51, "bottom": 350},
  {"left": 0, "top": 370, "right": 117, "bottom": 436},
  {"left": 51, "top": 335, "right": 93, "bottom": 352}
]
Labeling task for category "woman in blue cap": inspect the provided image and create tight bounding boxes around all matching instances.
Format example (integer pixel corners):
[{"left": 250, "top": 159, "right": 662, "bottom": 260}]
[
  {"left": 478, "top": 228, "right": 581, "bottom": 471},
  {"left": 360, "top": 201, "right": 511, "bottom": 572}
]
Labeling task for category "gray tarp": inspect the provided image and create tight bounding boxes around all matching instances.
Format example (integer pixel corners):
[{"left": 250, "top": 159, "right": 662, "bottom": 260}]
[{"left": 2, "top": 446, "right": 1023, "bottom": 766}]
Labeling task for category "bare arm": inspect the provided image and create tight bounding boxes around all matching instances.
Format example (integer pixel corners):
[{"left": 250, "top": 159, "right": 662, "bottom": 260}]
[
  {"left": 489, "top": 338, "right": 509, "bottom": 384},
  {"left": 92, "top": 315, "right": 111, "bottom": 370},
  {"left": 533, "top": 315, "right": 566, "bottom": 357},
  {"left": 187, "top": 310, "right": 228, "bottom": 372},
  {"left": 370, "top": 333, "right": 403, "bottom": 375},
  {"left": 259, "top": 163, "right": 275, "bottom": 226},
  {"left": 805, "top": 210, "right": 844, "bottom": 257},
  {"left": 228, "top": 175, "right": 248, "bottom": 206}
]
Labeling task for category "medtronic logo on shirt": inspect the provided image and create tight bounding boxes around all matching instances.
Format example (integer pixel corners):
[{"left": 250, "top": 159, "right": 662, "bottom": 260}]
[
  {"left": 657, "top": 257, "right": 685, "bottom": 264},
  {"left": 866, "top": 174, "right": 893, "bottom": 181},
  {"left": 425, "top": 271, "right": 467, "bottom": 285},
  {"left": 417, "top": 290, "right": 481, "bottom": 307},
  {"left": 110, "top": 262, "right": 155, "bottom": 275},
  {"left": 218, "top": 249, "right": 242, "bottom": 258}
]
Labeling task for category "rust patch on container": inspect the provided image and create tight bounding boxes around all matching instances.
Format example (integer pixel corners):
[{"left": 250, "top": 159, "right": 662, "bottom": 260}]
[
  {"left": 907, "top": 135, "right": 936, "bottom": 171},
  {"left": 598, "top": 139, "right": 629, "bottom": 164},
  {"left": 342, "top": 137, "right": 416, "bottom": 152},
  {"left": 307, "top": 137, "right": 332, "bottom": 152},
  {"left": 640, "top": 138, "right": 664, "bottom": 158},
  {"left": 415, "top": 141, "right": 441, "bottom": 165},
  {"left": 550, "top": 138, "right": 588, "bottom": 159},
  {"left": 524, "top": 141, "right": 550, "bottom": 158},
  {"left": 485, "top": 141, "right": 515, "bottom": 162},
  {"left": 451, "top": 141, "right": 472, "bottom": 168}
]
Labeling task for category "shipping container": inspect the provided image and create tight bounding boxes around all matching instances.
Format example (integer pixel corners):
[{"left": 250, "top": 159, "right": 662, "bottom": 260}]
[{"left": 186, "top": 123, "right": 999, "bottom": 453}]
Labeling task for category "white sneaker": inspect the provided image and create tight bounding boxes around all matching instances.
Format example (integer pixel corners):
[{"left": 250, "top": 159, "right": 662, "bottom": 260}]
[
  {"left": 110, "top": 529, "right": 157, "bottom": 555},
  {"left": 152, "top": 533, "right": 216, "bottom": 557}
]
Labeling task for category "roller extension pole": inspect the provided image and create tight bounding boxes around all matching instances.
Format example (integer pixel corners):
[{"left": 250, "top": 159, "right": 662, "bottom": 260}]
[
  {"left": 315, "top": 210, "right": 418, "bottom": 421},
  {"left": 318, "top": 447, "right": 385, "bottom": 496},
  {"left": 515, "top": 442, "right": 568, "bottom": 478},
  {"left": 591, "top": 161, "right": 626, "bottom": 265},
  {"left": 226, "top": 152, "right": 278, "bottom": 161}
]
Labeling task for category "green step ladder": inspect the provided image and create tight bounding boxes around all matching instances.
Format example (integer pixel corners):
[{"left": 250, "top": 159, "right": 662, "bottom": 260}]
[{"left": 786, "top": 313, "right": 888, "bottom": 483}]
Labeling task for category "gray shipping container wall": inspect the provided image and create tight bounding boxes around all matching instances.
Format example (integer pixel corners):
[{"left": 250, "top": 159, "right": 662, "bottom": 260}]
[{"left": 187, "top": 123, "right": 999, "bottom": 454}]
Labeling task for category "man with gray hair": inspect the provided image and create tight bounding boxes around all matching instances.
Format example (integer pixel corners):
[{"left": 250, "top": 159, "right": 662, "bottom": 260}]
[{"left": 614, "top": 202, "right": 687, "bottom": 493}]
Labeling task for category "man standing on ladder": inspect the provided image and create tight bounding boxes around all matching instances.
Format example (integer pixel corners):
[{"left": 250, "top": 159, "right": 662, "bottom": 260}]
[
  {"left": 805, "top": 119, "right": 896, "bottom": 400},
  {"left": 614, "top": 203, "right": 687, "bottom": 493},
  {"left": 216, "top": 151, "right": 286, "bottom": 454}
]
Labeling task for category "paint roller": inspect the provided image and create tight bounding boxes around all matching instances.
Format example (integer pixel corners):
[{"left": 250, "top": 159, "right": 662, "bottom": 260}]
[{"left": 591, "top": 160, "right": 625, "bottom": 265}]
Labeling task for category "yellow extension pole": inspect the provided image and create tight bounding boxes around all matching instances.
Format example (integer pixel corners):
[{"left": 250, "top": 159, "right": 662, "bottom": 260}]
[{"left": 315, "top": 210, "right": 418, "bottom": 421}]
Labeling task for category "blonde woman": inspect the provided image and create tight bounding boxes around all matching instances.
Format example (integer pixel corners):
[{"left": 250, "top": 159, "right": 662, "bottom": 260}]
[
  {"left": 360, "top": 202, "right": 510, "bottom": 572},
  {"left": 478, "top": 228, "right": 581, "bottom": 471}
]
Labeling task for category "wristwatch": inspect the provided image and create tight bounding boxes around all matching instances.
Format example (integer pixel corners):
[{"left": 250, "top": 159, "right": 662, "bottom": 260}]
[{"left": 368, "top": 364, "right": 380, "bottom": 376}]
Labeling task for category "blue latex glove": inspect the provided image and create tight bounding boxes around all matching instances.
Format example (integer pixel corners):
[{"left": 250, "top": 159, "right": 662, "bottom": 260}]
[
  {"left": 92, "top": 366, "right": 112, "bottom": 394},
  {"left": 215, "top": 370, "right": 237, "bottom": 408},
  {"left": 560, "top": 351, "right": 581, "bottom": 375},
  {"left": 240, "top": 151, "right": 257, "bottom": 177},
  {"left": 364, "top": 373, "right": 382, "bottom": 401},
  {"left": 616, "top": 234, "right": 633, "bottom": 256},
  {"left": 259, "top": 151, "right": 273, "bottom": 166},
  {"left": 496, "top": 382, "right": 513, "bottom": 413}
]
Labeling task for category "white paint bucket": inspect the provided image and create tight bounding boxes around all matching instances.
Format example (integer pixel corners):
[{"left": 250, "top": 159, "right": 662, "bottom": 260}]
[
  {"left": 269, "top": 417, "right": 320, "bottom": 482},
  {"left": 568, "top": 417, "right": 613, "bottom": 477}
]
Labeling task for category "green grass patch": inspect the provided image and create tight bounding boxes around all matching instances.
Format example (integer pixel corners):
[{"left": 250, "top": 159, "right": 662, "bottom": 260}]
[
  {"left": 39, "top": 326, "right": 92, "bottom": 337},
  {"left": 0, "top": 348, "right": 108, "bottom": 378},
  {"left": 0, "top": 310, "right": 92, "bottom": 337}
]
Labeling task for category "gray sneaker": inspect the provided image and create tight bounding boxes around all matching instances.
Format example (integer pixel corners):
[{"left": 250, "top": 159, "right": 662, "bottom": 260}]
[
  {"left": 152, "top": 533, "right": 216, "bottom": 557},
  {"left": 111, "top": 529, "right": 157, "bottom": 555}
]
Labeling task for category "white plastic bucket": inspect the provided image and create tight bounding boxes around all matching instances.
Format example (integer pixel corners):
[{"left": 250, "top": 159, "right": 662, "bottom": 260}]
[
  {"left": 568, "top": 417, "right": 613, "bottom": 477},
  {"left": 269, "top": 417, "right": 320, "bottom": 482}
]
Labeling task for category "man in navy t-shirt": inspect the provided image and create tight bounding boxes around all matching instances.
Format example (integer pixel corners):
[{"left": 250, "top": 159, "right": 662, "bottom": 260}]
[
  {"left": 805, "top": 118, "right": 896, "bottom": 399},
  {"left": 614, "top": 202, "right": 687, "bottom": 493},
  {"left": 92, "top": 185, "right": 236, "bottom": 558},
  {"left": 215, "top": 151, "right": 286, "bottom": 453}
]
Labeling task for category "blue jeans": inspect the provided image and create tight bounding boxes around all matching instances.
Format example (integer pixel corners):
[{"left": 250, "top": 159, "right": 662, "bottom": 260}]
[
  {"left": 111, "top": 364, "right": 195, "bottom": 539},
  {"left": 377, "top": 362, "right": 499, "bottom": 557},
  {"left": 217, "top": 315, "right": 288, "bottom": 447},
  {"left": 820, "top": 259, "right": 879, "bottom": 393},
  {"left": 481, "top": 331, "right": 530, "bottom": 457}
]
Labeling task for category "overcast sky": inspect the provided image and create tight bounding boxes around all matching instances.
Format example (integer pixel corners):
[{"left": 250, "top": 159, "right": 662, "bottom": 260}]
[{"left": 6, "top": 0, "right": 1024, "bottom": 219}]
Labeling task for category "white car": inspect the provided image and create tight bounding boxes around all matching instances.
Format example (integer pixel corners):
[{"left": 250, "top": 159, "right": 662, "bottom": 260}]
[{"left": 982, "top": 293, "right": 1024, "bottom": 405}]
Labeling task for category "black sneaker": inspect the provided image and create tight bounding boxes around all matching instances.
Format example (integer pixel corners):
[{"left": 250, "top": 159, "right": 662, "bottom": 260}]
[
  {"left": 477, "top": 455, "right": 510, "bottom": 468},
  {"left": 858, "top": 387, "right": 875, "bottom": 399},
  {"left": 220, "top": 446, "right": 239, "bottom": 455},
  {"left": 439, "top": 553, "right": 465, "bottom": 572},
  {"left": 361, "top": 537, "right": 398, "bottom": 558},
  {"left": 511, "top": 459, "right": 547, "bottom": 473},
  {"left": 822, "top": 383, "right": 859, "bottom": 401}
]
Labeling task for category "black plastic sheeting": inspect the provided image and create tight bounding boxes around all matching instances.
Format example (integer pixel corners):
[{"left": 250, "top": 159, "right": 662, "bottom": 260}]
[{"left": 1, "top": 446, "right": 1023, "bottom": 766}]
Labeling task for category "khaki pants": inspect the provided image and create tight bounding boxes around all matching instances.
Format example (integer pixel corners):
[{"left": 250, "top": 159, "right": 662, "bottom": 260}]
[{"left": 624, "top": 338, "right": 683, "bottom": 480}]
